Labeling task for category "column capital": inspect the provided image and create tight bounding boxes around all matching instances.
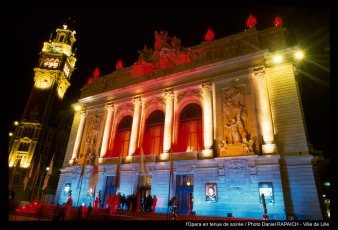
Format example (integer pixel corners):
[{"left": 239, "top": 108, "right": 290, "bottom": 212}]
[
  {"left": 164, "top": 89, "right": 175, "bottom": 101},
  {"left": 133, "top": 95, "right": 144, "bottom": 105},
  {"left": 202, "top": 81, "right": 213, "bottom": 90},
  {"left": 105, "top": 102, "right": 115, "bottom": 112},
  {"left": 80, "top": 111, "right": 87, "bottom": 118},
  {"left": 251, "top": 66, "right": 265, "bottom": 80}
]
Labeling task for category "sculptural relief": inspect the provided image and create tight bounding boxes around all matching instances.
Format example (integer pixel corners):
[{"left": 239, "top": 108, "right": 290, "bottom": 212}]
[{"left": 220, "top": 86, "right": 256, "bottom": 156}]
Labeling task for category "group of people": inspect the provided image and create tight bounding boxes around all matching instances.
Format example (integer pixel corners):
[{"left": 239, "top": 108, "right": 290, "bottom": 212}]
[
  {"left": 53, "top": 196, "right": 97, "bottom": 221},
  {"left": 53, "top": 196, "right": 73, "bottom": 221},
  {"left": 140, "top": 194, "right": 157, "bottom": 213},
  {"left": 78, "top": 202, "right": 93, "bottom": 220},
  {"left": 168, "top": 193, "right": 193, "bottom": 218},
  {"left": 106, "top": 192, "right": 157, "bottom": 214},
  {"left": 51, "top": 192, "right": 196, "bottom": 220}
]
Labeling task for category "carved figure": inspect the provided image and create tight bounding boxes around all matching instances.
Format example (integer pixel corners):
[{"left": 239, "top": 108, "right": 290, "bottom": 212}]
[{"left": 218, "top": 140, "right": 227, "bottom": 155}]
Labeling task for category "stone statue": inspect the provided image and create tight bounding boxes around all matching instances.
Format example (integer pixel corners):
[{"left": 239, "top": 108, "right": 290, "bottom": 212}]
[{"left": 218, "top": 140, "right": 227, "bottom": 155}]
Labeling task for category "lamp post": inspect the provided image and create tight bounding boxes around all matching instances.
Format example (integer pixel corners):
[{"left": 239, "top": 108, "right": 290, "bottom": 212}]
[
  {"left": 167, "top": 145, "right": 175, "bottom": 221},
  {"left": 262, "top": 194, "right": 268, "bottom": 220}
]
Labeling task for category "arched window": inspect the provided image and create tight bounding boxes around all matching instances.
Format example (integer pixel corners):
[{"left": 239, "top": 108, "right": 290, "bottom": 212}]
[
  {"left": 111, "top": 116, "right": 132, "bottom": 158},
  {"left": 58, "top": 35, "right": 65, "bottom": 43},
  {"left": 177, "top": 103, "right": 203, "bottom": 152},
  {"left": 142, "top": 110, "right": 164, "bottom": 155}
]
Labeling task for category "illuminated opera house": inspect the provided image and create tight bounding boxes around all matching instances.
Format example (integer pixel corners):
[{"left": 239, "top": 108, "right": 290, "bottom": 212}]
[{"left": 55, "top": 16, "right": 322, "bottom": 220}]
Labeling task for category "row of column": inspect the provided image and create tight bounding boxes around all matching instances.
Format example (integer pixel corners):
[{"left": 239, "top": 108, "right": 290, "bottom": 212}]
[
  {"left": 69, "top": 67, "right": 276, "bottom": 164},
  {"left": 70, "top": 83, "right": 215, "bottom": 163}
]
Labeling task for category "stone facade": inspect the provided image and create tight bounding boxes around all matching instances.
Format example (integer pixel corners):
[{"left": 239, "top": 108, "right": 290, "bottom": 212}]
[{"left": 55, "top": 26, "right": 322, "bottom": 220}]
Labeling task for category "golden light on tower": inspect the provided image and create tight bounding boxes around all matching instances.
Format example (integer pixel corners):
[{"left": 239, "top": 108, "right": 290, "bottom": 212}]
[
  {"left": 273, "top": 55, "right": 283, "bottom": 63},
  {"left": 35, "top": 75, "right": 53, "bottom": 89}
]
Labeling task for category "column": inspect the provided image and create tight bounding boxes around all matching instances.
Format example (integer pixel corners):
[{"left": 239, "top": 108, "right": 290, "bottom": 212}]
[
  {"left": 252, "top": 66, "right": 277, "bottom": 154},
  {"left": 129, "top": 96, "right": 142, "bottom": 156},
  {"left": 137, "top": 98, "right": 146, "bottom": 155},
  {"left": 201, "top": 82, "right": 214, "bottom": 158},
  {"left": 70, "top": 111, "right": 86, "bottom": 164},
  {"left": 100, "top": 103, "right": 115, "bottom": 158},
  {"left": 161, "top": 89, "right": 174, "bottom": 160}
]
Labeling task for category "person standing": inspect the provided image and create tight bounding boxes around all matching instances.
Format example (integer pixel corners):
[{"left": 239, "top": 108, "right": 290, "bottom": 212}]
[
  {"left": 187, "top": 192, "right": 193, "bottom": 216},
  {"left": 152, "top": 195, "right": 157, "bottom": 212},
  {"left": 94, "top": 196, "right": 99, "bottom": 209},
  {"left": 66, "top": 195, "right": 73, "bottom": 218},
  {"left": 60, "top": 203, "right": 67, "bottom": 221},
  {"left": 81, "top": 203, "right": 87, "bottom": 220},
  {"left": 87, "top": 202, "right": 93, "bottom": 218},
  {"left": 53, "top": 204, "right": 61, "bottom": 221}
]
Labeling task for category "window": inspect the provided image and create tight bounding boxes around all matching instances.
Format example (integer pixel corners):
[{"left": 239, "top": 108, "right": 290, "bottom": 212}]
[
  {"left": 143, "top": 110, "right": 164, "bottom": 155},
  {"left": 43, "top": 58, "right": 59, "bottom": 69},
  {"left": 48, "top": 58, "right": 54, "bottom": 68},
  {"left": 58, "top": 35, "right": 65, "bottom": 43},
  {"left": 63, "top": 64, "right": 70, "bottom": 77},
  {"left": 18, "top": 142, "right": 30, "bottom": 152},
  {"left": 112, "top": 116, "right": 132, "bottom": 158},
  {"left": 178, "top": 103, "right": 203, "bottom": 152},
  {"left": 15, "top": 155, "right": 23, "bottom": 165},
  {"left": 43, "top": 58, "right": 49, "bottom": 67},
  {"left": 53, "top": 58, "right": 59, "bottom": 68},
  {"left": 22, "top": 127, "right": 34, "bottom": 138}
]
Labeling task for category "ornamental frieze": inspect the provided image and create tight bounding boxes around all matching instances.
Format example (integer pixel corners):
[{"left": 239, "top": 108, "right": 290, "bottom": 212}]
[
  {"left": 115, "top": 103, "right": 133, "bottom": 115},
  {"left": 176, "top": 88, "right": 202, "bottom": 103},
  {"left": 144, "top": 96, "right": 164, "bottom": 109},
  {"left": 79, "top": 28, "right": 277, "bottom": 99}
]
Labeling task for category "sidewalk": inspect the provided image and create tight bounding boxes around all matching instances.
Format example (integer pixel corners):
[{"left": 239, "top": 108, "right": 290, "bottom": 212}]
[{"left": 10, "top": 206, "right": 261, "bottom": 222}]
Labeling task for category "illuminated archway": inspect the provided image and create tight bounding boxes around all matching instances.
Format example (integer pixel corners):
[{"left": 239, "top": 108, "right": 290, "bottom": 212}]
[
  {"left": 177, "top": 103, "right": 203, "bottom": 152},
  {"left": 111, "top": 116, "right": 132, "bottom": 158},
  {"left": 142, "top": 110, "right": 164, "bottom": 155}
]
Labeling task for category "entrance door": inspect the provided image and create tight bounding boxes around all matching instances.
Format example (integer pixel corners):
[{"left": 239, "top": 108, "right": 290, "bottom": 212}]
[
  {"left": 175, "top": 174, "right": 194, "bottom": 214},
  {"left": 103, "top": 176, "right": 116, "bottom": 208},
  {"left": 137, "top": 175, "right": 152, "bottom": 211},
  {"left": 137, "top": 175, "right": 152, "bottom": 195}
]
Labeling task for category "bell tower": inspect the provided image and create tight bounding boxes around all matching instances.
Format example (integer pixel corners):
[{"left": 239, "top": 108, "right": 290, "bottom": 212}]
[
  {"left": 24, "top": 24, "right": 77, "bottom": 123},
  {"left": 8, "top": 24, "right": 77, "bottom": 201}
]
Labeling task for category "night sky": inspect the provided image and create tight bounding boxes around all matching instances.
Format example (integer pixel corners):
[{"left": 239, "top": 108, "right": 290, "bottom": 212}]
[{"left": 7, "top": 7, "right": 330, "bottom": 156}]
